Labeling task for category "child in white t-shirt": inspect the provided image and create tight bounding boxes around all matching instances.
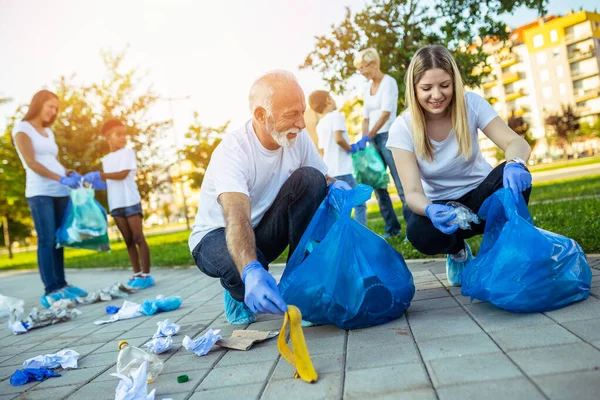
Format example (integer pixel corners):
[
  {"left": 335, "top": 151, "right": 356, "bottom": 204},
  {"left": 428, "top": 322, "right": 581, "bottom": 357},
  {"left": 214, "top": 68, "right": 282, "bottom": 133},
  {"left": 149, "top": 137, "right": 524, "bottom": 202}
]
[
  {"left": 308, "top": 90, "right": 367, "bottom": 226},
  {"left": 83, "top": 119, "right": 154, "bottom": 289}
]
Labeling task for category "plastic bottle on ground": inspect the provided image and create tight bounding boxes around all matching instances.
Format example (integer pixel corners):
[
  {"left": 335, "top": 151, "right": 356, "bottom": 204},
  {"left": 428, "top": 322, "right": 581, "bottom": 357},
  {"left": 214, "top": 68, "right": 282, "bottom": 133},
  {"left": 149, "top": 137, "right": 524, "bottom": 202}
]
[{"left": 116, "top": 340, "right": 164, "bottom": 382}]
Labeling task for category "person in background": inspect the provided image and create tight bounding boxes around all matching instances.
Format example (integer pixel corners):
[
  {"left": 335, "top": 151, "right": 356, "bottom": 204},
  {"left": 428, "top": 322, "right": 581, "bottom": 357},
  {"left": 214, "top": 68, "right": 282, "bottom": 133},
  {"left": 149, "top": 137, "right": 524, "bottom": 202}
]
[
  {"left": 353, "top": 48, "right": 406, "bottom": 238},
  {"left": 308, "top": 90, "right": 367, "bottom": 227},
  {"left": 83, "top": 119, "right": 153, "bottom": 289},
  {"left": 12, "top": 90, "right": 88, "bottom": 307},
  {"left": 387, "top": 45, "right": 532, "bottom": 286}
]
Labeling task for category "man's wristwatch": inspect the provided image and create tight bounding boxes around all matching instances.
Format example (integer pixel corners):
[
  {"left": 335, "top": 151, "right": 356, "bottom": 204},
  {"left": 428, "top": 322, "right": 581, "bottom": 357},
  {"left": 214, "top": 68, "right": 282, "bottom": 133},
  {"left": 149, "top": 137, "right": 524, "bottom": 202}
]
[{"left": 507, "top": 157, "right": 526, "bottom": 167}]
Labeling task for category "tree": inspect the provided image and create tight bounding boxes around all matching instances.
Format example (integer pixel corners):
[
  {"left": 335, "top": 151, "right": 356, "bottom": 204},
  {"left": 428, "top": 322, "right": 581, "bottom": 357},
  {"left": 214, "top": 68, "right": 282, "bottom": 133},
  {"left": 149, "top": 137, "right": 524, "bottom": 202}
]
[
  {"left": 179, "top": 113, "right": 229, "bottom": 189},
  {"left": 579, "top": 118, "right": 600, "bottom": 141},
  {"left": 496, "top": 111, "right": 538, "bottom": 162},
  {"left": 545, "top": 105, "right": 580, "bottom": 159},
  {"left": 301, "top": 0, "right": 547, "bottom": 109}
]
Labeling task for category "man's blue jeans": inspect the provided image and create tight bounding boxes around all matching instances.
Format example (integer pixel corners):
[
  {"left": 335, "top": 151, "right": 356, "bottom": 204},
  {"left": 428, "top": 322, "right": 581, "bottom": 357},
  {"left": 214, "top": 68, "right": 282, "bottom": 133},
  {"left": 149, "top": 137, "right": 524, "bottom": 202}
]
[
  {"left": 192, "top": 167, "right": 328, "bottom": 302},
  {"left": 334, "top": 174, "right": 368, "bottom": 227},
  {"left": 371, "top": 131, "right": 407, "bottom": 235},
  {"left": 27, "top": 195, "right": 69, "bottom": 294}
]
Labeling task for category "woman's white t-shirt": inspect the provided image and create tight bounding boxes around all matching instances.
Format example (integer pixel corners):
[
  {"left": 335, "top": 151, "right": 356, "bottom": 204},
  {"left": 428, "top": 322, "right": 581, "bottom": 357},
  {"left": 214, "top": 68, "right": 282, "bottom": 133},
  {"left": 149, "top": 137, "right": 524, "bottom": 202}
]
[
  {"left": 387, "top": 92, "right": 498, "bottom": 201},
  {"left": 188, "top": 120, "right": 328, "bottom": 251},
  {"left": 101, "top": 148, "right": 141, "bottom": 212},
  {"left": 363, "top": 74, "right": 398, "bottom": 134},
  {"left": 11, "top": 121, "right": 69, "bottom": 198},
  {"left": 316, "top": 110, "right": 354, "bottom": 177}
]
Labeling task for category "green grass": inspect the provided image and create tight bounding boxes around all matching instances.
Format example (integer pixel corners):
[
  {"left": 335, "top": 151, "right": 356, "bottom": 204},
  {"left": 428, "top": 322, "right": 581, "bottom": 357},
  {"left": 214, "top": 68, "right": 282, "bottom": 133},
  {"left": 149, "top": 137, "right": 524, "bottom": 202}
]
[
  {"left": 1, "top": 174, "right": 599, "bottom": 271},
  {"left": 528, "top": 155, "right": 600, "bottom": 173}
]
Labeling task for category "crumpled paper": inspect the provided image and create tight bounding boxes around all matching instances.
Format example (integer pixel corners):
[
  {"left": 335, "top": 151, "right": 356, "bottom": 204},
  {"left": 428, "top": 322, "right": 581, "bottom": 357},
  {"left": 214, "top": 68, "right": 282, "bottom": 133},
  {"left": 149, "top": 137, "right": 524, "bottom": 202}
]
[
  {"left": 182, "top": 329, "right": 222, "bottom": 356},
  {"left": 112, "top": 360, "right": 156, "bottom": 400},
  {"left": 9, "top": 307, "right": 81, "bottom": 335},
  {"left": 77, "top": 282, "right": 138, "bottom": 305},
  {"left": 144, "top": 336, "right": 173, "bottom": 354},
  {"left": 10, "top": 368, "right": 61, "bottom": 386},
  {"left": 95, "top": 301, "right": 142, "bottom": 325},
  {"left": 153, "top": 319, "right": 180, "bottom": 338},
  {"left": 23, "top": 349, "right": 79, "bottom": 369}
]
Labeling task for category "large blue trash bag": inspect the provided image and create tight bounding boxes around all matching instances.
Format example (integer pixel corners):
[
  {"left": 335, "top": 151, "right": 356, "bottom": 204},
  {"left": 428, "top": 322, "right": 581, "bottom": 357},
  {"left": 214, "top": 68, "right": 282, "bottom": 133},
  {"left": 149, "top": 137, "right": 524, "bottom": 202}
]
[
  {"left": 56, "top": 187, "right": 111, "bottom": 252},
  {"left": 278, "top": 184, "right": 415, "bottom": 330},
  {"left": 461, "top": 188, "right": 591, "bottom": 313}
]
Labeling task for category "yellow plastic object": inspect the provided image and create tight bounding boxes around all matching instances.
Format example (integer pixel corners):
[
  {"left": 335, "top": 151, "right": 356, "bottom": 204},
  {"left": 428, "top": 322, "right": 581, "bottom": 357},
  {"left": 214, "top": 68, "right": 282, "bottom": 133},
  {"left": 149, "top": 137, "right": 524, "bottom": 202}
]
[
  {"left": 277, "top": 305, "right": 318, "bottom": 383},
  {"left": 118, "top": 340, "right": 129, "bottom": 350}
]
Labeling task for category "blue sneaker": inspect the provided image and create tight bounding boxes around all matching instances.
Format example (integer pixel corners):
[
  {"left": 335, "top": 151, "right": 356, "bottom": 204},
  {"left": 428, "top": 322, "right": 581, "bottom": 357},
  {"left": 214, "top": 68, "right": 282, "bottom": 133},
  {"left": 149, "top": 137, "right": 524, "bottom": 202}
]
[
  {"left": 446, "top": 242, "right": 473, "bottom": 287},
  {"left": 62, "top": 285, "right": 88, "bottom": 298},
  {"left": 40, "top": 292, "right": 64, "bottom": 308},
  {"left": 224, "top": 290, "right": 256, "bottom": 325},
  {"left": 129, "top": 275, "right": 155, "bottom": 289}
]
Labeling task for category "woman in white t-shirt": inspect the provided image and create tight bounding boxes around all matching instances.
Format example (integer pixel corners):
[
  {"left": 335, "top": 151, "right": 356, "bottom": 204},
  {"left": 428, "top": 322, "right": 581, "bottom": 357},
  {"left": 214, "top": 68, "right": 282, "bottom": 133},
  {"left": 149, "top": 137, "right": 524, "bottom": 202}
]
[
  {"left": 387, "top": 45, "right": 533, "bottom": 286},
  {"left": 83, "top": 119, "right": 153, "bottom": 289},
  {"left": 12, "top": 90, "right": 88, "bottom": 307}
]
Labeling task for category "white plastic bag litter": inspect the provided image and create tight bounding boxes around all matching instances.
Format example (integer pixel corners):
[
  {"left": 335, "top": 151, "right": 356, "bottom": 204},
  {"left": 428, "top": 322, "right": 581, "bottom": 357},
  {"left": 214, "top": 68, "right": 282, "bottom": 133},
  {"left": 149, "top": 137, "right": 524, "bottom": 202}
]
[
  {"left": 112, "top": 360, "right": 156, "bottom": 400},
  {"left": 95, "top": 301, "right": 142, "bottom": 325},
  {"left": 0, "top": 294, "right": 24, "bottom": 319},
  {"left": 144, "top": 336, "right": 173, "bottom": 354},
  {"left": 23, "top": 349, "right": 80, "bottom": 369}
]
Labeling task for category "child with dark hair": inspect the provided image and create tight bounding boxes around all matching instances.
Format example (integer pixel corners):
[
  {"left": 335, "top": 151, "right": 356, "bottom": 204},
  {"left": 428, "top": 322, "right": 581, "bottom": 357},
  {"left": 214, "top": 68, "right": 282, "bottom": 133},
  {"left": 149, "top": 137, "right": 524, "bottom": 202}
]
[{"left": 84, "top": 119, "right": 154, "bottom": 288}]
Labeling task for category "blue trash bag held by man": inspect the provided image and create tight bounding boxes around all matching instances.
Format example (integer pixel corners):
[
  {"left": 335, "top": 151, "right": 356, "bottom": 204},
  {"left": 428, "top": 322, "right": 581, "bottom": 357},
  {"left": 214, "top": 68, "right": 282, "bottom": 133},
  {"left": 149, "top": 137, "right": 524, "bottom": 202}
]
[
  {"left": 278, "top": 184, "right": 415, "bottom": 330},
  {"left": 461, "top": 188, "right": 591, "bottom": 313}
]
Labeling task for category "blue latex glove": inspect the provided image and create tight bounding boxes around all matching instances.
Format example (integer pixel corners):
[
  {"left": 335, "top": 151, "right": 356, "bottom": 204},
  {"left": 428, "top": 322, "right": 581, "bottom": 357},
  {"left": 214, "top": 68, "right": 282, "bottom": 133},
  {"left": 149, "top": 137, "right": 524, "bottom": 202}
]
[
  {"left": 59, "top": 175, "right": 80, "bottom": 189},
  {"left": 83, "top": 171, "right": 107, "bottom": 190},
  {"left": 329, "top": 180, "right": 352, "bottom": 191},
  {"left": 425, "top": 204, "right": 459, "bottom": 235},
  {"left": 357, "top": 135, "right": 370, "bottom": 150},
  {"left": 242, "top": 260, "right": 287, "bottom": 315},
  {"left": 347, "top": 143, "right": 359, "bottom": 154},
  {"left": 503, "top": 162, "right": 532, "bottom": 203}
]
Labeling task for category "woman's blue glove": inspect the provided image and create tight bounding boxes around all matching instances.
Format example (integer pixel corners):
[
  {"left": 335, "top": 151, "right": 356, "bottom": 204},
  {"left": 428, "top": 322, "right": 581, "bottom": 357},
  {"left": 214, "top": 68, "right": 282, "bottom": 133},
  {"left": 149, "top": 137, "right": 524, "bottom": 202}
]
[
  {"left": 357, "top": 135, "right": 370, "bottom": 150},
  {"left": 503, "top": 162, "right": 532, "bottom": 203},
  {"left": 242, "top": 261, "right": 287, "bottom": 315},
  {"left": 347, "top": 143, "right": 359, "bottom": 154},
  {"left": 83, "top": 171, "right": 107, "bottom": 190},
  {"left": 425, "top": 204, "right": 459, "bottom": 235},
  {"left": 328, "top": 180, "right": 352, "bottom": 191},
  {"left": 59, "top": 174, "right": 81, "bottom": 189}
]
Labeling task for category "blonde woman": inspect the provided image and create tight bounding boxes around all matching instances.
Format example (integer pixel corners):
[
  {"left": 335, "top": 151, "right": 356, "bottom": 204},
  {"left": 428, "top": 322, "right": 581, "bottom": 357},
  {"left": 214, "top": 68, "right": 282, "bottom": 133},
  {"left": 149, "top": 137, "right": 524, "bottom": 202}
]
[
  {"left": 387, "top": 45, "right": 532, "bottom": 286},
  {"left": 354, "top": 48, "right": 405, "bottom": 238}
]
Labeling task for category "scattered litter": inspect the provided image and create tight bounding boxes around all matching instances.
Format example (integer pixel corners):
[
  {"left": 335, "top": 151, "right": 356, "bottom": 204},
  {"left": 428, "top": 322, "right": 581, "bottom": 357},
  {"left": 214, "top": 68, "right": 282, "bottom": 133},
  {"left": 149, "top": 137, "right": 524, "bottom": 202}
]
[
  {"left": 78, "top": 283, "right": 137, "bottom": 305},
  {"left": 277, "top": 305, "right": 318, "bottom": 383},
  {"left": 95, "top": 301, "right": 142, "bottom": 325},
  {"left": 106, "top": 305, "right": 121, "bottom": 315},
  {"left": 0, "top": 294, "right": 24, "bottom": 319},
  {"left": 177, "top": 375, "right": 188, "bottom": 383},
  {"left": 50, "top": 299, "right": 77, "bottom": 309},
  {"left": 23, "top": 349, "right": 79, "bottom": 369},
  {"left": 112, "top": 360, "right": 156, "bottom": 400},
  {"left": 218, "top": 330, "right": 278, "bottom": 351},
  {"left": 441, "top": 201, "right": 481, "bottom": 230},
  {"left": 182, "top": 329, "right": 222, "bottom": 356},
  {"left": 140, "top": 296, "right": 182, "bottom": 316},
  {"left": 9, "top": 307, "right": 81, "bottom": 335},
  {"left": 153, "top": 319, "right": 180, "bottom": 338},
  {"left": 144, "top": 336, "right": 173, "bottom": 354},
  {"left": 10, "top": 368, "right": 61, "bottom": 386},
  {"left": 116, "top": 340, "right": 164, "bottom": 383}
]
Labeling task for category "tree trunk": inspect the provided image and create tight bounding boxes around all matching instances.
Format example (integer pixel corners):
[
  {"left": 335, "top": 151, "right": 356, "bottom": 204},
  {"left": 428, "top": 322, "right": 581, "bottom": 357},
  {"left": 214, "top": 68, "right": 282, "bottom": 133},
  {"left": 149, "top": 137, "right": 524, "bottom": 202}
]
[{"left": 2, "top": 215, "right": 12, "bottom": 259}]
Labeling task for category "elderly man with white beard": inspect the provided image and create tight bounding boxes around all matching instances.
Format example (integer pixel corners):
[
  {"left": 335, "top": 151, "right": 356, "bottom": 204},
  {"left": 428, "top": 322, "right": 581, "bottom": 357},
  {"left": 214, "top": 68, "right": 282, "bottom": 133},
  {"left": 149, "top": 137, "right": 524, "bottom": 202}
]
[{"left": 188, "top": 70, "right": 351, "bottom": 324}]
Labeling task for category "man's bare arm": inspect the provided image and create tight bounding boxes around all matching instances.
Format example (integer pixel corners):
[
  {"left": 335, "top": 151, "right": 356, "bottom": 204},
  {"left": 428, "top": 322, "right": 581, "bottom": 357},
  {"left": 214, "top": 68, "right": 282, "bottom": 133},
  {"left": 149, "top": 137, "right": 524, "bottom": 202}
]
[{"left": 219, "top": 192, "right": 256, "bottom": 275}]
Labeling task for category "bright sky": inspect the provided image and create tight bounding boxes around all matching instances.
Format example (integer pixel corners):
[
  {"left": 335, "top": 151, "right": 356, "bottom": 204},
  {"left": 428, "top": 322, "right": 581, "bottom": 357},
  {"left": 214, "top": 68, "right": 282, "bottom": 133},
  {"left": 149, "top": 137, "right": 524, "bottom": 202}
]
[{"left": 0, "top": 0, "right": 597, "bottom": 144}]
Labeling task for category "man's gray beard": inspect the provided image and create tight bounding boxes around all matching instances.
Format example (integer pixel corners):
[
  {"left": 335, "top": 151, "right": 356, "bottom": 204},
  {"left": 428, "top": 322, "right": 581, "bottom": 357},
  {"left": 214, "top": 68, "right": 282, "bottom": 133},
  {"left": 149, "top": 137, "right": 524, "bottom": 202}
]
[{"left": 266, "top": 117, "right": 299, "bottom": 148}]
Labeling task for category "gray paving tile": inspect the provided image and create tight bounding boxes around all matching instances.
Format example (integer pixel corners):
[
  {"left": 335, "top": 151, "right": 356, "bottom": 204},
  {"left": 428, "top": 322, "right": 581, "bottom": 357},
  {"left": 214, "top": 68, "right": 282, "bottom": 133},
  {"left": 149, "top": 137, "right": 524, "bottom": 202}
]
[
  {"left": 465, "top": 302, "right": 553, "bottom": 331},
  {"left": 408, "top": 307, "right": 483, "bottom": 341},
  {"left": 508, "top": 343, "right": 600, "bottom": 377},
  {"left": 216, "top": 344, "right": 279, "bottom": 368},
  {"left": 67, "top": 379, "right": 119, "bottom": 400},
  {"left": 407, "top": 296, "right": 460, "bottom": 313},
  {"left": 151, "top": 370, "right": 205, "bottom": 395},
  {"left": 488, "top": 323, "right": 582, "bottom": 351},
  {"left": 14, "top": 384, "right": 79, "bottom": 399},
  {"left": 412, "top": 288, "right": 451, "bottom": 301},
  {"left": 0, "top": 343, "right": 38, "bottom": 357},
  {"left": 77, "top": 351, "right": 117, "bottom": 369},
  {"left": 561, "top": 318, "right": 600, "bottom": 342},
  {"left": 198, "top": 360, "right": 275, "bottom": 390},
  {"left": 271, "top": 353, "right": 343, "bottom": 380},
  {"left": 263, "top": 372, "right": 340, "bottom": 400},
  {"left": 0, "top": 376, "right": 40, "bottom": 395},
  {"left": 33, "top": 366, "right": 107, "bottom": 389},
  {"left": 544, "top": 297, "right": 600, "bottom": 323},
  {"left": 534, "top": 370, "right": 600, "bottom": 400},
  {"left": 437, "top": 377, "right": 545, "bottom": 400},
  {"left": 418, "top": 332, "right": 501, "bottom": 361},
  {"left": 346, "top": 342, "right": 420, "bottom": 370},
  {"left": 427, "top": 353, "right": 523, "bottom": 387},
  {"left": 191, "top": 383, "right": 263, "bottom": 399},
  {"left": 344, "top": 363, "right": 431, "bottom": 398}
]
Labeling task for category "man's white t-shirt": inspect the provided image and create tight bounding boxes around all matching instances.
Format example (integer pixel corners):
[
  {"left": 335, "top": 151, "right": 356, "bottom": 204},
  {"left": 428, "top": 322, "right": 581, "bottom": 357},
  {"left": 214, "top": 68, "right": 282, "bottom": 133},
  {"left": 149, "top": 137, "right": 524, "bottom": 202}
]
[
  {"left": 387, "top": 92, "right": 498, "bottom": 201},
  {"left": 363, "top": 74, "right": 398, "bottom": 134},
  {"left": 188, "top": 120, "right": 328, "bottom": 251},
  {"left": 101, "top": 148, "right": 141, "bottom": 212},
  {"left": 11, "top": 121, "right": 69, "bottom": 198},
  {"left": 316, "top": 110, "right": 353, "bottom": 177}
]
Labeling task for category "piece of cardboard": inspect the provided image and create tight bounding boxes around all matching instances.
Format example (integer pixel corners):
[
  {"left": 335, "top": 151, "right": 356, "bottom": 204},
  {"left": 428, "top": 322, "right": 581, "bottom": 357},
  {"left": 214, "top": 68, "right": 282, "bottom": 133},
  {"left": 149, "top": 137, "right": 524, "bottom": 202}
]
[{"left": 218, "top": 330, "right": 279, "bottom": 351}]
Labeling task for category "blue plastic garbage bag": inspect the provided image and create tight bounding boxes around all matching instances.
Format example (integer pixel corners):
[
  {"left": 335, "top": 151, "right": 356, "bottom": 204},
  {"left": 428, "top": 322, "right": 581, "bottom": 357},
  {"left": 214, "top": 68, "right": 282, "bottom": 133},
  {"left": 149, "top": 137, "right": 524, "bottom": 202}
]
[
  {"left": 140, "top": 296, "right": 183, "bottom": 316},
  {"left": 10, "top": 368, "right": 61, "bottom": 386},
  {"left": 56, "top": 187, "right": 110, "bottom": 252},
  {"left": 279, "top": 184, "right": 415, "bottom": 330},
  {"left": 461, "top": 188, "right": 591, "bottom": 313}
]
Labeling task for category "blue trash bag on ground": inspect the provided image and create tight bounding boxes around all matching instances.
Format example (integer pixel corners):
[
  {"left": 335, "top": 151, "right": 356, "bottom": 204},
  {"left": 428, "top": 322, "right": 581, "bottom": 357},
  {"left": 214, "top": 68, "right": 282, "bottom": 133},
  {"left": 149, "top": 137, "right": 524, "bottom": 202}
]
[
  {"left": 352, "top": 146, "right": 390, "bottom": 189},
  {"left": 278, "top": 184, "right": 415, "bottom": 330},
  {"left": 461, "top": 188, "right": 591, "bottom": 313},
  {"left": 140, "top": 296, "right": 183, "bottom": 316},
  {"left": 56, "top": 187, "right": 111, "bottom": 252}
]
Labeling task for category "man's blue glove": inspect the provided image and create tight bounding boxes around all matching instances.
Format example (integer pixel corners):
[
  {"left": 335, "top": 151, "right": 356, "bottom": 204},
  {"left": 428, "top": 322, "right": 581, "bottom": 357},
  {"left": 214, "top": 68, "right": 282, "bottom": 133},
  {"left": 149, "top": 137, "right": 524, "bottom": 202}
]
[
  {"left": 357, "top": 135, "right": 370, "bottom": 150},
  {"left": 347, "top": 143, "right": 359, "bottom": 154},
  {"left": 83, "top": 171, "right": 107, "bottom": 190},
  {"left": 503, "top": 162, "right": 532, "bottom": 203},
  {"left": 425, "top": 204, "right": 459, "bottom": 235},
  {"left": 242, "top": 261, "right": 287, "bottom": 315},
  {"left": 328, "top": 180, "right": 352, "bottom": 191},
  {"left": 59, "top": 174, "right": 81, "bottom": 189}
]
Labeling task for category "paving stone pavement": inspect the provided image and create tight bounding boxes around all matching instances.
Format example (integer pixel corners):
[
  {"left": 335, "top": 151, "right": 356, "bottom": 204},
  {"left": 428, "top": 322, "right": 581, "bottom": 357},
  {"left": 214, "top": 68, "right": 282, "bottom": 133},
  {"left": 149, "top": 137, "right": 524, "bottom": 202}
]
[{"left": 0, "top": 256, "right": 599, "bottom": 400}]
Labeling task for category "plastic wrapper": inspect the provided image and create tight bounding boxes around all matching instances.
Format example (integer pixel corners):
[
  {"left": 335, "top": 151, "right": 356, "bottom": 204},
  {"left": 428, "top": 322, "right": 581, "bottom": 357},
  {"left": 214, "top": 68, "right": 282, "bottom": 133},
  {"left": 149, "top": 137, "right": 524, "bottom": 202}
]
[
  {"left": 152, "top": 319, "right": 180, "bottom": 338},
  {"left": 139, "top": 296, "right": 182, "bottom": 316},
  {"left": 23, "top": 349, "right": 79, "bottom": 369},
  {"left": 351, "top": 146, "right": 390, "bottom": 189},
  {"left": 440, "top": 201, "right": 481, "bottom": 230},
  {"left": 9, "top": 307, "right": 81, "bottom": 334},
  {"left": 144, "top": 336, "right": 173, "bottom": 354},
  {"left": 182, "top": 329, "right": 222, "bottom": 356}
]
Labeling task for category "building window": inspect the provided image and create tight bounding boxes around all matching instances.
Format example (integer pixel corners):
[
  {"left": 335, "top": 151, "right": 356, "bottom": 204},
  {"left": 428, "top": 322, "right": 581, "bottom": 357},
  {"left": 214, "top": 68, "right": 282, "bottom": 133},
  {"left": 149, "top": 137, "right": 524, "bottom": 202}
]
[
  {"left": 556, "top": 65, "right": 564, "bottom": 78},
  {"left": 537, "top": 52, "right": 547, "bottom": 65},
  {"left": 533, "top": 34, "right": 544, "bottom": 48},
  {"left": 542, "top": 87, "right": 553, "bottom": 98},
  {"left": 540, "top": 69, "right": 550, "bottom": 82},
  {"left": 552, "top": 48, "right": 560, "bottom": 57},
  {"left": 559, "top": 83, "right": 567, "bottom": 96},
  {"left": 550, "top": 30, "right": 558, "bottom": 42}
]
